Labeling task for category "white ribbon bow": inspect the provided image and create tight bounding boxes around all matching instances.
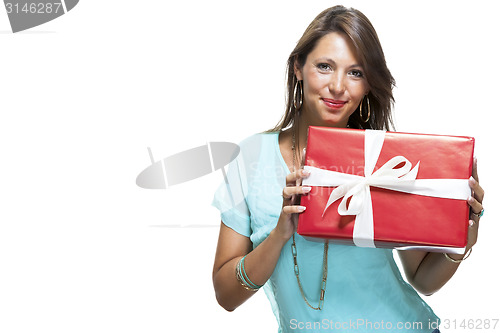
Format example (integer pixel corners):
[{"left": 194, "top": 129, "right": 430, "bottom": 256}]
[
  {"left": 302, "top": 130, "right": 471, "bottom": 249},
  {"left": 324, "top": 155, "right": 419, "bottom": 218}
]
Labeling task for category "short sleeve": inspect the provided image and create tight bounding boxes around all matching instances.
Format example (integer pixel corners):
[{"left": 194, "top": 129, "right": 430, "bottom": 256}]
[{"left": 212, "top": 152, "right": 251, "bottom": 237}]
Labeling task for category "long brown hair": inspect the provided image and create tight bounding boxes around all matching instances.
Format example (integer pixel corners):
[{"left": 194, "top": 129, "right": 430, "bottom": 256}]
[{"left": 269, "top": 5, "right": 395, "bottom": 132}]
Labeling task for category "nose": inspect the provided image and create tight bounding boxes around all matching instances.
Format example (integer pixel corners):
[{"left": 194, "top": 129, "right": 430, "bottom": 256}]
[{"left": 329, "top": 72, "right": 345, "bottom": 95}]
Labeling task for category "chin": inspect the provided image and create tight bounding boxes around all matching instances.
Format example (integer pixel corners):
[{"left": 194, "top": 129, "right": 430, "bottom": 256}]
[{"left": 319, "top": 117, "right": 349, "bottom": 128}]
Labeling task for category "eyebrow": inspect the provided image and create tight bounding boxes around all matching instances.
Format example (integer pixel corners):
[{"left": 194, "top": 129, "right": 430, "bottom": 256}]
[{"left": 315, "top": 57, "right": 363, "bottom": 69}]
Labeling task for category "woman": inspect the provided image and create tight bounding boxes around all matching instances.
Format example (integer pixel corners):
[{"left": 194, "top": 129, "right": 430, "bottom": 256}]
[{"left": 212, "top": 5, "right": 484, "bottom": 332}]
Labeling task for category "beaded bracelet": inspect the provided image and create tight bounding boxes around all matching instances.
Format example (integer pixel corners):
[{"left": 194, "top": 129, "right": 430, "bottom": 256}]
[{"left": 235, "top": 256, "right": 264, "bottom": 291}]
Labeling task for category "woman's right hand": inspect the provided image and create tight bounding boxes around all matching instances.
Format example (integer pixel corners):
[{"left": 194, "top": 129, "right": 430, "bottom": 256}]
[
  {"left": 214, "top": 169, "right": 311, "bottom": 311},
  {"left": 274, "top": 169, "right": 311, "bottom": 241}
]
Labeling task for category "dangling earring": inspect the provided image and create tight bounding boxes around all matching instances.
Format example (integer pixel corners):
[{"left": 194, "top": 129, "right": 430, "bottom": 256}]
[
  {"left": 360, "top": 95, "right": 370, "bottom": 123},
  {"left": 293, "top": 80, "right": 303, "bottom": 110}
]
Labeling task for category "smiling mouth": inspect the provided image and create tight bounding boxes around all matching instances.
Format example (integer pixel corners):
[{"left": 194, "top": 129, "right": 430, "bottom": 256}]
[{"left": 322, "top": 98, "right": 347, "bottom": 109}]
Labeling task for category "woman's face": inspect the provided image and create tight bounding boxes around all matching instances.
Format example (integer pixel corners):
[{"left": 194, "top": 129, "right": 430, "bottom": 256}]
[{"left": 295, "top": 32, "right": 369, "bottom": 128}]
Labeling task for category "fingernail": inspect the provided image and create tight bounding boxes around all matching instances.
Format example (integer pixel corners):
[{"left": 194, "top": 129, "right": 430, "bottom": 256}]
[
  {"left": 468, "top": 196, "right": 474, "bottom": 203},
  {"left": 302, "top": 186, "right": 312, "bottom": 193},
  {"left": 297, "top": 206, "right": 306, "bottom": 212},
  {"left": 469, "top": 220, "right": 475, "bottom": 227},
  {"left": 302, "top": 169, "right": 310, "bottom": 176},
  {"left": 469, "top": 176, "right": 477, "bottom": 185}
]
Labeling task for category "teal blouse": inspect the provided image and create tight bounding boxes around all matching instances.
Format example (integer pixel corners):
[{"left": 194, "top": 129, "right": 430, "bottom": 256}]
[{"left": 213, "top": 132, "right": 439, "bottom": 332}]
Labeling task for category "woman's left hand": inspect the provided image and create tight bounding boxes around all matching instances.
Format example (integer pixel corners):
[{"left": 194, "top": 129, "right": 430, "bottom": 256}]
[{"left": 466, "top": 157, "right": 484, "bottom": 249}]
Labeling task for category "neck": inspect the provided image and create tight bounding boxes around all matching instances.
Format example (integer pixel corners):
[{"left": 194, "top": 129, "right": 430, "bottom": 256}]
[{"left": 295, "top": 112, "right": 349, "bottom": 154}]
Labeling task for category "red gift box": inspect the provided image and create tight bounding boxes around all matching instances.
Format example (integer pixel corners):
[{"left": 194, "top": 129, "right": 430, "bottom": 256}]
[{"left": 297, "top": 126, "right": 474, "bottom": 254}]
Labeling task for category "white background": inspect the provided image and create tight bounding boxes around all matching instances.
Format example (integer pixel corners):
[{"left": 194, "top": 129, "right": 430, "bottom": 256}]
[{"left": 0, "top": 1, "right": 498, "bottom": 332}]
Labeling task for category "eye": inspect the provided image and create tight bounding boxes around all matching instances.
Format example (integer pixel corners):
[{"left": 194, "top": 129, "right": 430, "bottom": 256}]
[
  {"left": 348, "top": 69, "right": 364, "bottom": 78},
  {"left": 317, "top": 63, "right": 332, "bottom": 72}
]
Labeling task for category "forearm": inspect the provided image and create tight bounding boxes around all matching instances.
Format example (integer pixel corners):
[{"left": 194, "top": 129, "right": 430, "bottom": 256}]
[
  {"left": 410, "top": 250, "right": 468, "bottom": 296},
  {"left": 401, "top": 160, "right": 484, "bottom": 296},
  {"left": 213, "top": 229, "right": 289, "bottom": 311}
]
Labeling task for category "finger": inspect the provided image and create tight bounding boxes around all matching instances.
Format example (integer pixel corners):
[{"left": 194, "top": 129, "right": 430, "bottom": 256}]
[
  {"left": 467, "top": 219, "right": 478, "bottom": 248},
  {"left": 469, "top": 177, "right": 484, "bottom": 203},
  {"left": 285, "top": 168, "right": 310, "bottom": 186},
  {"left": 469, "top": 218, "right": 479, "bottom": 229},
  {"left": 468, "top": 195, "right": 483, "bottom": 213},
  {"left": 282, "top": 205, "right": 306, "bottom": 215},
  {"left": 282, "top": 185, "right": 312, "bottom": 200},
  {"left": 468, "top": 196, "right": 483, "bottom": 220},
  {"left": 472, "top": 157, "right": 479, "bottom": 183}
]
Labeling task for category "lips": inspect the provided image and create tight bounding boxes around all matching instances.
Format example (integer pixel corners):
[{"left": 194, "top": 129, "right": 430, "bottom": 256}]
[{"left": 322, "top": 98, "right": 347, "bottom": 109}]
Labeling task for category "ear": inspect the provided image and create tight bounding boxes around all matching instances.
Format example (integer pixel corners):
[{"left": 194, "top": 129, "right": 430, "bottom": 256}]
[{"left": 294, "top": 59, "right": 304, "bottom": 81}]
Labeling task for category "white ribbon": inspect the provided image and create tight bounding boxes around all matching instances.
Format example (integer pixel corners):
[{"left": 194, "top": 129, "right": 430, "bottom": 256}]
[{"left": 302, "top": 130, "right": 471, "bottom": 249}]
